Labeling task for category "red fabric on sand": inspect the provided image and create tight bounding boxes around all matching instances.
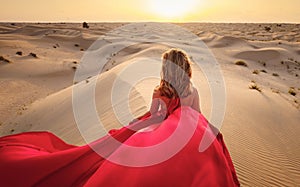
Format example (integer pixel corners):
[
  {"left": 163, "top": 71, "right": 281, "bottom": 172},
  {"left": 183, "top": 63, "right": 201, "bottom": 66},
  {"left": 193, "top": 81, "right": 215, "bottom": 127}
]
[{"left": 0, "top": 98, "right": 239, "bottom": 187}]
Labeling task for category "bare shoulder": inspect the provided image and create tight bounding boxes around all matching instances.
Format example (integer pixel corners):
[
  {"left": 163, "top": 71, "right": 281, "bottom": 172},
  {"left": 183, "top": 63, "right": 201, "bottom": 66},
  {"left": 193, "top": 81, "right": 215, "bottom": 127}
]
[
  {"left": 191, "top": 86, "right": 201, "bottom": 112},
  {"left": 191, "top": 86, "right": 200, "bottom": 103},
  {"left": 194, "top": 87, "right": 199, "bottom": 94},
  {"left": 191, "top": 86, "right": 199, "bottom": 97}
]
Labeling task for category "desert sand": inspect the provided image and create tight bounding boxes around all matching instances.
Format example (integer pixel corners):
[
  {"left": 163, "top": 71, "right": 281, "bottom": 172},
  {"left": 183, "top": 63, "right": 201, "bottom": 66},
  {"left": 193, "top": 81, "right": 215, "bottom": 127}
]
[{"left": 0, "top": 22, "right": 299, "bottom": 186}]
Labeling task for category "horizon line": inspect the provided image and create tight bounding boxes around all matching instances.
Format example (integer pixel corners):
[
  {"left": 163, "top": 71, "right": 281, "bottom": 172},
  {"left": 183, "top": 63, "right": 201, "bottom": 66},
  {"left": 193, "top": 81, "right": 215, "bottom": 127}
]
[{"left": 0, "top": 20, "right": 299, "bottom": 24}]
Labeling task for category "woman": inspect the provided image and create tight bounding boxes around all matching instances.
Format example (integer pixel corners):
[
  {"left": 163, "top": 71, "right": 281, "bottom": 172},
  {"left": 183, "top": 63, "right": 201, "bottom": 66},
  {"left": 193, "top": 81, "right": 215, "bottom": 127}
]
[{"left": 0, "top": 49, "right": 240, "bottom": 186}]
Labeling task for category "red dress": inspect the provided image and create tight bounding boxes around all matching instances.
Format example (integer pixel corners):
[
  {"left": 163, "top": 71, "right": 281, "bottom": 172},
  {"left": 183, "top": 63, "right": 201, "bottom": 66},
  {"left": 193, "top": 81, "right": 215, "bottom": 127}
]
[{"left": 0, "top": 98, "right": 240, "bottom": 187}]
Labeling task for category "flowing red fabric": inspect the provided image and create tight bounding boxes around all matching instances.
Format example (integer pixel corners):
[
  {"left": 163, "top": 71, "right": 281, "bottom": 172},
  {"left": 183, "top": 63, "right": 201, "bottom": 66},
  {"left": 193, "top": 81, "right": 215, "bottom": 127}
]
[{"left": 0, "top": 98, "right": 240, "bottom": 187}]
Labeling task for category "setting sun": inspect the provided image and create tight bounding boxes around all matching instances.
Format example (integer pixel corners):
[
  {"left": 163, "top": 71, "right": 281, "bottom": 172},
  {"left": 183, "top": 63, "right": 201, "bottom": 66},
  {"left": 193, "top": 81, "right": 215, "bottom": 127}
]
[
  {"left": 0, "top": 0, "right": 299, "bottom": 22},
  {"left": 148, "top": 0, "right": 200, "bottom": 19}
]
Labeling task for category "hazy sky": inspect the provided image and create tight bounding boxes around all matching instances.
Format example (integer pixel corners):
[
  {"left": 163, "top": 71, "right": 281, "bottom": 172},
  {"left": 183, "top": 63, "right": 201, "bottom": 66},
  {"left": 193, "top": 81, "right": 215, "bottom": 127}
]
[{"left": 0, "top": 0, "right": 299, "bottom": 22}]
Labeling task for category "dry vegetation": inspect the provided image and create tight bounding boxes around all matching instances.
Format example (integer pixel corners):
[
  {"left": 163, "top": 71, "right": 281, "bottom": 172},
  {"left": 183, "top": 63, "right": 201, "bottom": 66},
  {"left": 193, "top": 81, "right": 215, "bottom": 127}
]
[{"left": 235, "top": 60, "right": 248, "bottom": 67}]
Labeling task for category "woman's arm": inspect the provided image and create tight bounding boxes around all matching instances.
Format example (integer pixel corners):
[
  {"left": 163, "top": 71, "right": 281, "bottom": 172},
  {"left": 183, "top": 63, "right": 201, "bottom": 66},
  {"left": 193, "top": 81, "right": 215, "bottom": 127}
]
[
  {"left": 150, "top": 89, "right": 160, "bottom": 114},
  {"left": 191, "top": 88, "right": 201, "bottom": 113},
  {"left": 128, "top": 88, "right": 160, "bottom": 124}
]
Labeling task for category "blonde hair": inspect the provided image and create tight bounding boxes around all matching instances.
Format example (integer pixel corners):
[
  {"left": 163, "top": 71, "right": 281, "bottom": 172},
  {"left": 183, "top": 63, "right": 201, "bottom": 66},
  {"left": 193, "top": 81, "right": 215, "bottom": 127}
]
[{"left": 158, "top": 48, "right": 192, "bottom": 98}]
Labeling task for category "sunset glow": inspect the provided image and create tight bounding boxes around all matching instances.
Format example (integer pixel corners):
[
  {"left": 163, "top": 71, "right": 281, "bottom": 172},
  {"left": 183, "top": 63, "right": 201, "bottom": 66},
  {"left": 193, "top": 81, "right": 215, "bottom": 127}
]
[
  {"left": 0, "top": 0, "right": 299, "bottom": 22},
  {"left": 148, "top": 0, "right": 200, "bottom": 19}
]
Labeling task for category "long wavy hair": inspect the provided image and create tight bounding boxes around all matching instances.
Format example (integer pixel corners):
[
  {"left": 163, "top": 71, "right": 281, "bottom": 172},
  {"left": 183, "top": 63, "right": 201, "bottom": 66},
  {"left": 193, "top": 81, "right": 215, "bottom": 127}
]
[{"left": 158, "top": 48, "right": 192, "bottom": 98}]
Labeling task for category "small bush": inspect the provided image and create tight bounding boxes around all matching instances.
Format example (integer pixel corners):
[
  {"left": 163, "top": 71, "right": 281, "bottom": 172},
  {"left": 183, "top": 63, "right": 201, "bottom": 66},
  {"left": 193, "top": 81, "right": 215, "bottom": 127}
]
[
  {"left": 258, "top": 60, "right": 266, "bottom": 67},
  {"left": 249, "top": 83, "right": 262, "bottom": 92},
  {"left": 29, "top": 53, "right": 38, "bottom": 58},
  {"left": 264, "top": 26, "right": 271, "bottom": 32},
  {"left": 83, "top": 22, "right": 89, "bottom": 29},
  {"left": 253, "top": 70, "right": 260, "bottom": 74},
  {"left": 0, "top": 56, "right": 11, "bottom": 63},
  {"left": 260, "top": 69, "right": 267, "bottom": 73},
  {"left": 53, "top": 44, "right": 59, "bottom": 48},
  {"left": 272, "top": 73, "right": 279, "bottom": 77},
  {"left": 16, "top": 51, "right": 22, "bottom": 56},
  {"left": 288, "top": 88, "right": 296, "bottom": 96},
  {"left": 235, "top": 60, "right": 248, "bottom": 67}
]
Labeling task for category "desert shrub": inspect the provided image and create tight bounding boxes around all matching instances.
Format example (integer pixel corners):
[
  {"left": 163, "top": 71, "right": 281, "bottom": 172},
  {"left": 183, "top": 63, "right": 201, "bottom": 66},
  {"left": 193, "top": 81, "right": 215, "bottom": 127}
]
[
  {"left": 249, "top": 83, "right": 262, "bottom": 92},
  {"left": 29, "top": 53, "right": 38, "bottom": 58},
  {"left": 264, "top": 26, "right": 271, "bottom": 32},
  {"left": 288, "top": 88, "right": 296, "bottom": 96},
  {"left": 0, "top": 56, "right": 11, "bottom": 63},
  {"left": 235, "top": 60, "right": 248, "bottom": 67},
  {"left": 258, "top": 60, "right": 266, "bottom": 67},
  {"left": 83, "top": 22, "right": 89, "bottom": 28}
]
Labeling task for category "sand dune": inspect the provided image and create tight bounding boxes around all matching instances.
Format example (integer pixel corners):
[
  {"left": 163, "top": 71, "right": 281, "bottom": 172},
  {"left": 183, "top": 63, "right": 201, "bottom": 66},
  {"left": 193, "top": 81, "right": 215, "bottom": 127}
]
[
  {"left": 211, "top": 36, "right": 256, "bottom": 49},
  {"left": 0, "top": 23, "right": 299, "bottom": 186},
  {"left": 233, "top": 48, "right": 284, "bottom": 61}
]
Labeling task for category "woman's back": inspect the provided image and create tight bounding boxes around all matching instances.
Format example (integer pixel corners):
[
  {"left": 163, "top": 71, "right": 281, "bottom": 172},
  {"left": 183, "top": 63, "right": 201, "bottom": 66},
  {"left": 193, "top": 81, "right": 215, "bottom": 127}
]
[
  {"left": 179, "top": 87, "right": 200, "bottom": 112},
  {"left": 151, "top": 86, "right": 201, "bottom": 116}
]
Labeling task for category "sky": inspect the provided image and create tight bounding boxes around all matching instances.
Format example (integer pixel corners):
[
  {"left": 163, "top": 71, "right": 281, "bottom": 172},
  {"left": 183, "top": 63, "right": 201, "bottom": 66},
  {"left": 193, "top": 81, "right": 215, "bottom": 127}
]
[{"left": 0, "top": 0, "right": 299, "bottom": 23}]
